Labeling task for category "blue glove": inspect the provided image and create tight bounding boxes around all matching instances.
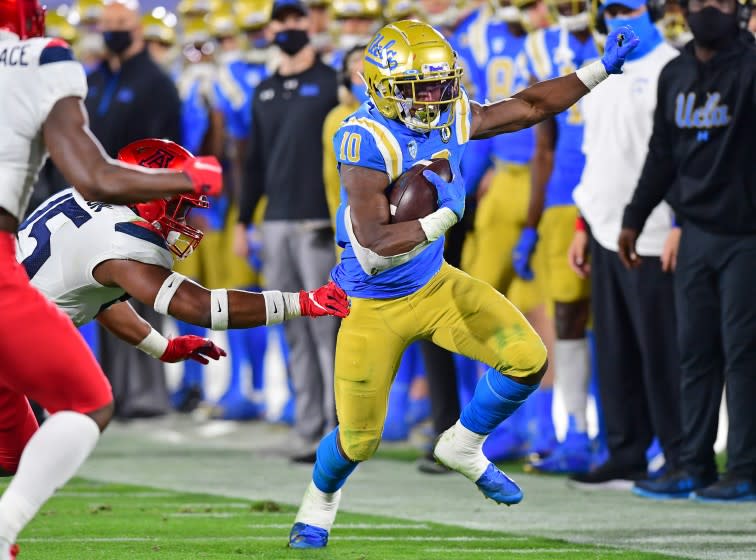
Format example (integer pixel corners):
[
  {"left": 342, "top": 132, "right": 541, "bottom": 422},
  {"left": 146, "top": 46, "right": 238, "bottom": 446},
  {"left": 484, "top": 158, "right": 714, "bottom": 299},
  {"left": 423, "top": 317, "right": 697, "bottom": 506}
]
[
  {"left": 512, "top": 227, "right": 538, "bottom": 281},
  {"left": 423, "top": 169, "right": 466, "bottom": 221},
  {"left": 601, "top": 26, "right": 640, "bottom": 74}
]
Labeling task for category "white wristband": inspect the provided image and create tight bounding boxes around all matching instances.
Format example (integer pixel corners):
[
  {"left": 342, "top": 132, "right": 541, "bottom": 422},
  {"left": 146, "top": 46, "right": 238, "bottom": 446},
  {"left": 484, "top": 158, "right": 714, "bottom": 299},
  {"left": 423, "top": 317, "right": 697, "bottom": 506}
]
[
  {"left": 210, "top": 289, "right": 229, "bottom": 330},
  {"left": 575, "top": 60, "right": 609, "bottom": 91},
  {"left": 136, "top": 328, "right": 169, "bottom": 359},
  {"left": 262, "top": 290, "right": 285, "bottom": 325},
  {"left": 418, "top": 207, "right": 458, "bottom": 242},
  {"left": 154, "top": 272, "right": 186, "bottom": 315}
]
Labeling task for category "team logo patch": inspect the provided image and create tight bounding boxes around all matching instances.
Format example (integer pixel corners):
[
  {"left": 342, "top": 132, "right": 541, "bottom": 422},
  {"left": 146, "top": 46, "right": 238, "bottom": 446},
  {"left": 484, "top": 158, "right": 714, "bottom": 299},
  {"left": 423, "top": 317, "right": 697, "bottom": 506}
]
[
  {"left": 139, "top": 149, "right": 175, "bottom": 169},
  {"left": 408, "top": 140, "right": 417, "bottom": 159},
  {"left": 492, "top": 37, "right": 505, "bottom": 54},
  {"left": 441, "top": 126, "right": 451, "bottom": 143},
  {"left": 421, "top": 62, "right": 450, "bottom": 74},
  {"left": 366, "top": 33, "right": 398, "bottom": 70}
]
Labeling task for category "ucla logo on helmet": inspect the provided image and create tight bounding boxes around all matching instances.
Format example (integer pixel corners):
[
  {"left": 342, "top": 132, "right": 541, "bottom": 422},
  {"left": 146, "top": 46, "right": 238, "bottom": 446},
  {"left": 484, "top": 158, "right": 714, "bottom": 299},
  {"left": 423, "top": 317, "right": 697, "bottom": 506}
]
[
  {"left": 366, "top": 34, "right": 398, "bottom": 70},
  {"left": 139, "top": 149, "right": 175, "bottom": 169}
]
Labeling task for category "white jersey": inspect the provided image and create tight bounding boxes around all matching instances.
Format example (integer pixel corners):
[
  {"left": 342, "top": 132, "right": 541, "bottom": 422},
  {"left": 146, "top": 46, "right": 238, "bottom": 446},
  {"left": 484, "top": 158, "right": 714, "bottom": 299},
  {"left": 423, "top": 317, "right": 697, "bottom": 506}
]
[
  {"left": 0, "top": 32, "right": 87, "bottom": 220},
  {"left": 16, "top": 189, "right": 174, "bottom": 326}
]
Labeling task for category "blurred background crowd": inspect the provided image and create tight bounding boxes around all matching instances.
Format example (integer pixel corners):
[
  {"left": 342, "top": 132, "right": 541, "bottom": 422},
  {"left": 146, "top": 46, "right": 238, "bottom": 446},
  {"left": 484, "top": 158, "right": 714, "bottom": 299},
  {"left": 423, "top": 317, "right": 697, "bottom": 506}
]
[{"left": 31, "top": 0, "right": 756, "bottom": 494}]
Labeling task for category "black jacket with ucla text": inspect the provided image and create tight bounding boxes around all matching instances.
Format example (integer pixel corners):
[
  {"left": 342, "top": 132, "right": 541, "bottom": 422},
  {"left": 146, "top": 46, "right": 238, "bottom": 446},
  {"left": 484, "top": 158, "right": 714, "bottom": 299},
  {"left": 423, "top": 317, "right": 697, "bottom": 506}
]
[{"left": 623, "top": 32, "right": 756, "bottom": 235}]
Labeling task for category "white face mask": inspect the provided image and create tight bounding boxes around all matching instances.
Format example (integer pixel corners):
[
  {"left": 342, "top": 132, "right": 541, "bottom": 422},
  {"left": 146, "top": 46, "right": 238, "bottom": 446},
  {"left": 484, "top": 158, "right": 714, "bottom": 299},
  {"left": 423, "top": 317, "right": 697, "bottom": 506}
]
[
  {"left": 558, "top": 12, "right": 591, "bottom": 32},
  {"left": 339, "top": 33, "right": 372, "bottom": 51},
  {"left": 497, "top": 6, "right": 521, "bottom": 23}
]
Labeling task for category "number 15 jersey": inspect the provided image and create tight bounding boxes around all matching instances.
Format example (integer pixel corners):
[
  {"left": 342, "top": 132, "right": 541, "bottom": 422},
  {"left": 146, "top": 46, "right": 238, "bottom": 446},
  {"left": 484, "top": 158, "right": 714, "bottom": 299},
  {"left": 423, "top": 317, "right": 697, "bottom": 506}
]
[{"left": 16, "top": 189, "right": 173, "bottom": 326}]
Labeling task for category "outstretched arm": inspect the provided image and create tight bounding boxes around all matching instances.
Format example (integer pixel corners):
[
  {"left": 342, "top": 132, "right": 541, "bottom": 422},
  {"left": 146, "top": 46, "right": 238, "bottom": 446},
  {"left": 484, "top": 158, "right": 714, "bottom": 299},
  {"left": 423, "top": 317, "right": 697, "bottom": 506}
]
[
  {"left": 44, "top": 97, "right": 223, "bottom": 203},
  {"left": 92, "top": 259, "right": 349, "bottom": 330},
  {"left": 470, "top": 27, "right": 639, "bottom": 139},
  {"left": 97, "top": 300, "right": 226, "bottom": 364}
]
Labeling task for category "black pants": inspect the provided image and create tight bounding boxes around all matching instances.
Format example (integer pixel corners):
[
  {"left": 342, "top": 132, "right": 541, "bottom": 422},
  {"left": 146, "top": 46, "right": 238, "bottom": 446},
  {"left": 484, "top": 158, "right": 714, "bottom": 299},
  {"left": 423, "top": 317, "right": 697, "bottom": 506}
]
[
  {"left": 676, "top": 223, "right": 756, "bottom": 480},
  {"left": 590, "top": 238, "right": 682, "bottom": 469}
]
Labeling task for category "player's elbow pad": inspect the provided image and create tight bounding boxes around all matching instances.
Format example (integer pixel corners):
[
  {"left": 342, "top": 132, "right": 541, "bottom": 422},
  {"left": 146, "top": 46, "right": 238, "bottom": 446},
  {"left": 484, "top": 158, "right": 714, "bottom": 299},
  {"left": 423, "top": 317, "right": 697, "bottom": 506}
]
[{"left": 345, "top": 207, "right": 429, "bottom": 276}]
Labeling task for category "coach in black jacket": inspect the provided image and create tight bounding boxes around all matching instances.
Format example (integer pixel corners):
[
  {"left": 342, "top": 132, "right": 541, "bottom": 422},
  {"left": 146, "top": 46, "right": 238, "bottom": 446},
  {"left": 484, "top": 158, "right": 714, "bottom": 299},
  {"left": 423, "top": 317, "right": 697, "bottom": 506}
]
[{"left": 618, "top": 0, "right": 756, "bottom": 502}]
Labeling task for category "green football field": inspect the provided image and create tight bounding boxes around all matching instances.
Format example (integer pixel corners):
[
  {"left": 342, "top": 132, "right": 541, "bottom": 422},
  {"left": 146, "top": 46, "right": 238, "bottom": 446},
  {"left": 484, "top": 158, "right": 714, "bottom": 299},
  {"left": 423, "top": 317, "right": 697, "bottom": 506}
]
[{"left": 11, "top": 478, "right": 683, "bottom": 560}]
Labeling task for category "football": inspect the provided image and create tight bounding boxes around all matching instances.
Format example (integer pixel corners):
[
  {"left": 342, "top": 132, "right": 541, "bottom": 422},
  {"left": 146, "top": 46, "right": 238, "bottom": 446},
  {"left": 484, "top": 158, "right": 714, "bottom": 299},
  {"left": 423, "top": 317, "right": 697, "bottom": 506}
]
[{"left": 388, "top": 158, "right": 452, "bottom": 223}]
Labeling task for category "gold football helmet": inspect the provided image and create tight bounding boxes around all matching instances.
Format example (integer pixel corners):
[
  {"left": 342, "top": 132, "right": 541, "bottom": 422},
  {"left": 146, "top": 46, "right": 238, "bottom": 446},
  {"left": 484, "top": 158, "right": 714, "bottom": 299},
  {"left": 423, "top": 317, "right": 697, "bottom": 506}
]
[
  {"left": 383, "top": 0, "right": 416, "bottom": 22},
  {"left": 45, "top": 10, "right": 78, "bottom": 43},
  {"left": 235, "top": 0, "right": 274, "bottom": 31},
  {"left": 330, "top": 0, "right": 382, "bottom": 19},
  {"left": 363, "top": 20, "right": 463, "bottom": 131},
  {"left": 142, "top": 10, "right": 178, "bottom": 46},
  {"left": 208, "top": 6, "right": 239, "bottom": 38},
  {"left": 545, "top": 0, "right": 590, "bottom": 31}
]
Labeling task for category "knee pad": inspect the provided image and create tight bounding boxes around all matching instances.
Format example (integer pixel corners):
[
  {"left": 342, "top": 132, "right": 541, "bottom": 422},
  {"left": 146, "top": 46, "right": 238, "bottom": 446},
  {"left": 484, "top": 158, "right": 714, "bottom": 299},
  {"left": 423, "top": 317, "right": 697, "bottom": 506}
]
[{"left": 340, "top": 428, "right": 381, "bottom": 462}]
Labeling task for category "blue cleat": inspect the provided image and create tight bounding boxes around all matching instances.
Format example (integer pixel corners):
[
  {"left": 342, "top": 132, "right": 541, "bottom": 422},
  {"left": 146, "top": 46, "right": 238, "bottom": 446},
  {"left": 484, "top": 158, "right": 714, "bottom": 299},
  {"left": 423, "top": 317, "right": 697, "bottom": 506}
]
[
  {"left": 474, "top": 463, "right": 523, "bottom": 505},
  {"left": 633, "top": 468, "right": 716, "bottom": 500},
  {"left": 288, "top": 522, "right": 329, "bottom": 549},
  {"left": 528, "top": 431, "right": 593, "bottom": 474}
]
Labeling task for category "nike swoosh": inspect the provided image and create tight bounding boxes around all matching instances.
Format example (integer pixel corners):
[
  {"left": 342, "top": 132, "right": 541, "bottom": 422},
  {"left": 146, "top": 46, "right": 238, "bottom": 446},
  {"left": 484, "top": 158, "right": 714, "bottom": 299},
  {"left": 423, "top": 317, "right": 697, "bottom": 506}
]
[
  {"left": 273, "top": 301, "right": 278, "bottom": 314},
  {"left": 217, "top": 300, "right": 222, "bottom": 312}
]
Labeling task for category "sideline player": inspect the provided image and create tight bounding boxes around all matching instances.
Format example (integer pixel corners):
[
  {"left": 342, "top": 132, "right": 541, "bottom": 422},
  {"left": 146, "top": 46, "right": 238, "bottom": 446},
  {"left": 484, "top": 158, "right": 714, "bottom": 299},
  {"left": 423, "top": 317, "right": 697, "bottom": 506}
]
[
  {"left": 0, "top": 2, "right": 223, "bottom": 558},
  {"left": 17, "top": 138, "right": 350, "bottom": 367},
  {"left": 288, "top": 19, "right": 638, "bottom": 548},
  {"left": 512, "top": 0, "right": 599, "bottom": 473}
]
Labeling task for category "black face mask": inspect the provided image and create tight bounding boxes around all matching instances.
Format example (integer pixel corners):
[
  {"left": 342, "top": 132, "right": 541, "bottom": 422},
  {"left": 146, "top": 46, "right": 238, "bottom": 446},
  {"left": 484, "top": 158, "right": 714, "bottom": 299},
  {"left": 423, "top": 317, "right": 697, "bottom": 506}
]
[
  {"left": 103, "top": 30, "right": 133, "bottom": 55},
  {"left": 687, "top": 6, "right": 739, "bottom": 49},
  {"left": 273, "top": 29, "right": 309, "bottom": 56}
]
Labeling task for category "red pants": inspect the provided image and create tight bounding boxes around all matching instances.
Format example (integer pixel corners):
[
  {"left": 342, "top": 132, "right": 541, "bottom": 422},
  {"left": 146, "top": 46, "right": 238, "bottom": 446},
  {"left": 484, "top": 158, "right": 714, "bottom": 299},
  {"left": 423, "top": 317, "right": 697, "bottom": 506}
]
[{"left": 0, "top": 233, "right": 112, "bottom": 473}]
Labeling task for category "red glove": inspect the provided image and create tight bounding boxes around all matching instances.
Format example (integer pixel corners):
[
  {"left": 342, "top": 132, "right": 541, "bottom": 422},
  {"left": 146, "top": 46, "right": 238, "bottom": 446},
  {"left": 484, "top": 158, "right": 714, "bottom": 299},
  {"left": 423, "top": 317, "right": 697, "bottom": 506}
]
[
  {"left": 182, "top": 156, "right": 223, "bottom": 196},
  {"left": 299, "top": 281, "right": 350, "bottom": 319},
  {"left": 160, "top": 335, "right": 227, "bottom": 364}
]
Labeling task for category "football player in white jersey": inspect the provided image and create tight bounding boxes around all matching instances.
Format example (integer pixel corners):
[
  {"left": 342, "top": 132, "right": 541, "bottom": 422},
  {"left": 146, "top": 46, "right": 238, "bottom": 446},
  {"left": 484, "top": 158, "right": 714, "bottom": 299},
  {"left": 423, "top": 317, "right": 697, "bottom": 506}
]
[
  {"left": 0, "top": 1, "right": 225, "bottom": 558},
  {"left": 18, "top": 138, "right": 350, "bottom": 364}
]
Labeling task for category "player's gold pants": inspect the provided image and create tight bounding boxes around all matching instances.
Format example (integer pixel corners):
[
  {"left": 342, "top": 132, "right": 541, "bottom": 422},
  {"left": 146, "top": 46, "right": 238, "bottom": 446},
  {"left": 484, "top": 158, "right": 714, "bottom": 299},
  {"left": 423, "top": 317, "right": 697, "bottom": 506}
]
[
  {"left": 335, "top": 263, "right": 548, "bottom": 461},
  {"left": 532, "top": 205, "right": 590, "bottom": 303},
  {"left": 462, "top": 161, "right": 542, "bottom": 313}
]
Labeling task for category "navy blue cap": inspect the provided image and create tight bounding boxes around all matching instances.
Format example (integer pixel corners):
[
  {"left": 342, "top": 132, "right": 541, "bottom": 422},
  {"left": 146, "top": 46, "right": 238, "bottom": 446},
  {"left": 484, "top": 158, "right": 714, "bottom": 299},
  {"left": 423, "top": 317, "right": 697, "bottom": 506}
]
[{"left": 272, "top": 0, "right": 309, "bottom": 20}]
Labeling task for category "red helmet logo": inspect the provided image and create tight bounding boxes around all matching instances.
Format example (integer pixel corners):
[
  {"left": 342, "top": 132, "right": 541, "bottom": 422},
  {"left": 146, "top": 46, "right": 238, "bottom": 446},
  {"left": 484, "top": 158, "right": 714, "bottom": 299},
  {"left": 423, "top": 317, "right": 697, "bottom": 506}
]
[
  {"left": 118, "top": 139, "right": 210, "bottom": 260},
  {"left": 0, "top": 0, "right": 46, "bottom": 39}
]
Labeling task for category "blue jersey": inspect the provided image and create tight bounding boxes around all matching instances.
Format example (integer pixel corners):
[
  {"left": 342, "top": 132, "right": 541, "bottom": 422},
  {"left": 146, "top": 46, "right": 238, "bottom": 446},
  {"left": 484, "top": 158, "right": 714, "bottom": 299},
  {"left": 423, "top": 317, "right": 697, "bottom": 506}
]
[
  {"left": 475, "top": 20, "right": 534, "bottom": 165},
  {"left": 331, "top": 92, "right": 473, "bottom": 299},
  {"left": 525, "top": 27, "right": 598, "bottom": 207},
  {"left": 215, "top": 54, "right": 268, "bottom": 140}
]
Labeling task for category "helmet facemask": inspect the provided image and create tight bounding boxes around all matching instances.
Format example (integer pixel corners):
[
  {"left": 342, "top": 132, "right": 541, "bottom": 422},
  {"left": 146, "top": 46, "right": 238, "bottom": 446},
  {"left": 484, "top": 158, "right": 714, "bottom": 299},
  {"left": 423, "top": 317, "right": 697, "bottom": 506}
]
[
  {"left": 137, "top": 194, "right": 209, "bottom": 260},
  {"left": 380, "top": 67, "right": 462, "bottom": 132}
]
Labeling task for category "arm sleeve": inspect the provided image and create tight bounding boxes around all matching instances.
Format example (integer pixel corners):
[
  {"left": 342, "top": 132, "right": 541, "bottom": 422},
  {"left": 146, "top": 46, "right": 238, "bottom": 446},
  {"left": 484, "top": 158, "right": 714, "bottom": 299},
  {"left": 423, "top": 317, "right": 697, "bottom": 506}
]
[
  {"left": 621, "top": 72, "right": 677, "bottom": 231},
  {"left": 239, "top": 96, "right": 265, "bottom": 225}
]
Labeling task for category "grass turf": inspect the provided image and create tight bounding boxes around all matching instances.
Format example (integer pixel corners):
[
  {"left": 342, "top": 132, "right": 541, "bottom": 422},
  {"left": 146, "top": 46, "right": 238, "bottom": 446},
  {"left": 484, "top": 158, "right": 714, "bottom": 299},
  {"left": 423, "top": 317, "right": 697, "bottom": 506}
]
[{"left": 5, "top": 479, "right": 687, "bottom": 560}]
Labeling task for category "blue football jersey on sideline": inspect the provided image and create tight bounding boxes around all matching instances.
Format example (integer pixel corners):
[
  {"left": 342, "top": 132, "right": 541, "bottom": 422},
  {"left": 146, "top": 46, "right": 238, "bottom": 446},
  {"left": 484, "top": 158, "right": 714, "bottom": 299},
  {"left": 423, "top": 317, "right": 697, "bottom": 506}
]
[
  {"left": 479, "top": 20, "right": 534, "bottom": 165},
  {"left": 331, "top": 92, "right": 473, "bottom": 299},
  {"left": 215, "top": 54, "right": 268, "bottom": 140},
  {"left": 525, "top": 27, "right": 598, "bottom": 207}
]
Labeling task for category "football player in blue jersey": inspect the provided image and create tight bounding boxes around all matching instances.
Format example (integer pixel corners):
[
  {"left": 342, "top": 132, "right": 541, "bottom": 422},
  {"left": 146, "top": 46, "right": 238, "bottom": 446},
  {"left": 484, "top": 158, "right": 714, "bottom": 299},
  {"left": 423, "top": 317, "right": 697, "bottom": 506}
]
[
  {"left": 461, "top": 0, "right": 560, "bottom": 462},
  {"left": 512, "top": 0, "right": 600, "bottom": 474},
  {"left": 287, "top": 19, "right": 638, "bottom": 548}
]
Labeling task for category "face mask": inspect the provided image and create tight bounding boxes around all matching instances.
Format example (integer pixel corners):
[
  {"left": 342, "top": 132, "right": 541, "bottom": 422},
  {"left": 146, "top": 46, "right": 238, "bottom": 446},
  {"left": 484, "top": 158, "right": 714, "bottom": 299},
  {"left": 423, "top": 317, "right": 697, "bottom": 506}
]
[
  {"left": 273, "top": 29, "right": 310, "bottom": 56},
  {"left": 606, "top": 11, "right": 661, "bottom": 60},
  {"left": 103, "top": 30, "right": 133, "bottom": 55},
  {"left": 687, "top": 6, "right": 738, "bottom": 49},
  {"left": 559, "top": 12, "right": 591, "bottom": 32},
  {"left": 351, "top": 83, "right": 370, "bottom": 104}
]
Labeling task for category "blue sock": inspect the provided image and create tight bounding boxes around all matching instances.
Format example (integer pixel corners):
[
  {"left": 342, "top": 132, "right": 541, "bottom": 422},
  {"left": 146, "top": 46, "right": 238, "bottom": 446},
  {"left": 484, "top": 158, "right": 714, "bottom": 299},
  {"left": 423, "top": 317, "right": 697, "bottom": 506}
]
[
  {"left": 312, "top": 428, "right": 359, "bottom": 493},
  {"left": 460, "top": 368, "right": 538, "bottom": 435}
]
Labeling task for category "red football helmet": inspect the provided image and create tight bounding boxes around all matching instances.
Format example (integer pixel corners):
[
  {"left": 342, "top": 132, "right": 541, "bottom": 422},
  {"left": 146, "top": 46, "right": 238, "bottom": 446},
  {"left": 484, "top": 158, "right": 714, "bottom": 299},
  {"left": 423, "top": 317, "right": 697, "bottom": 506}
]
[
  {"left": 0, "top": 0, "right": 46, "bottom": 39},
  {"left": 117, "top": 139, "right": 210, "bottom": 260}
]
